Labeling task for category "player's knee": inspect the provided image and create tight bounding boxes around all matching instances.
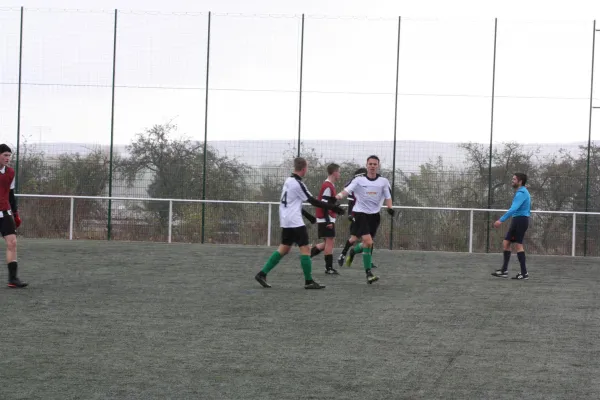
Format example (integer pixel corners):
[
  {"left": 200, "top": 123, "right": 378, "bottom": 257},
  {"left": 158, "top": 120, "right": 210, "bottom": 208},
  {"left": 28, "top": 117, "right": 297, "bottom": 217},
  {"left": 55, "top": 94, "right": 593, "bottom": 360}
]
[
  {"left": 6, "top": 236, "right": 17, "bottom": 252},
  {"left": 363, "top": 238, "right": 373, "bottom": 247}
]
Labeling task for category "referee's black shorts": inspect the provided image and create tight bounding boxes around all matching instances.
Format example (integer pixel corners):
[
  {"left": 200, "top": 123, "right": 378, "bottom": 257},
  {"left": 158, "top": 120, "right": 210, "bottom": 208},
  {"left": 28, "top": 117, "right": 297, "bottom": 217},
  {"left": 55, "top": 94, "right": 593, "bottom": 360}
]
[
  {"left": 352, "top": 212, "right": 381, "bottom": 238},
  {"left": 281, "top": 226, "right": 310, "bottom": 247},
  {"left": 505, "top": 216, "right": 529, "bottom": 244}
]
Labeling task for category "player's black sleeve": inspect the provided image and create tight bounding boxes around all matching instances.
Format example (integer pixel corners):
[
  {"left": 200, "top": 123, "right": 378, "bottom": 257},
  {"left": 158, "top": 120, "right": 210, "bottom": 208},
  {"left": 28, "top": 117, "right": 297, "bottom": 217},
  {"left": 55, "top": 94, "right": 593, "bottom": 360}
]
[
  {"left": 296, "top": 180, "right": 345, "bottom": 215},
  {"left": 347, "top": 198, "right": 355, "bottom": 215},
  {"left": 302, "top": 209, "right": 317, "bottom": 224},
  {"left": 9, "top": 189, "right": 17, "bottom": 212}
]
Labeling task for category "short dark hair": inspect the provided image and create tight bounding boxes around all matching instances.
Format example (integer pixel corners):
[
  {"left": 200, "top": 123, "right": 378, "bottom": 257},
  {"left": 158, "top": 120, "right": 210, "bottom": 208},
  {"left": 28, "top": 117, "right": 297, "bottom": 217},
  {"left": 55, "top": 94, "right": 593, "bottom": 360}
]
[
  {"left": 0, "top": 144, "right": 12, "bottom": 154},
  {"left": 326, "top": 163, "right": 340, "bottom": 175},
  {"left": 514, "top": 172, "right": 527, "bottom": 186},
  {"left": 354, "top": 167, "right": 367, "bottom": 175},
  {"left": 367, "top": 155, "right": 380, "bottom": 163},
  {"left": 294, "top": 157, "right": 307, "bottom": 172}
]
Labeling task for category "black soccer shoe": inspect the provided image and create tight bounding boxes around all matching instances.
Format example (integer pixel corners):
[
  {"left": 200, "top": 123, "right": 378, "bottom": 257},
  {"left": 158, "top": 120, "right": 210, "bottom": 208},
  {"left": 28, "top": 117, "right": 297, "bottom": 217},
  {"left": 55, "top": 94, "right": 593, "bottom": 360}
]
[
  {"left": 512, "top": 273, "right": 529, "bottom": 280},
  {"left": 366, "top": 270, "right": 379, "bottom": 284},
  {"left": 325, "top": 268, "right": 339, "bottom": 275},
  {"left": 337, "top": 254, "right": 346, "bottom": 267},
  {"left": 491, "top": 270, "right": 508, "bottom": 278},
  {"left": 7, "top": 278, "right": 28, "bottom": 288},
  {"left": 304, "top": 280, "right": 326, "bottom": 289},
  {"left": 255, "top": 273, "right": 271, "bottom": 288}
]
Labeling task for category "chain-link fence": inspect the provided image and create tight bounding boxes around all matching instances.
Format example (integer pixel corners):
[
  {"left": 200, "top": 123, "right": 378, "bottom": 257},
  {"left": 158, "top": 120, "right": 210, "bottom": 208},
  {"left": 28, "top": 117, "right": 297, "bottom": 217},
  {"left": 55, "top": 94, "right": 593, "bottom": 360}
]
[{"left": 1, "top": 8, "right": 600, "bottom": 254}]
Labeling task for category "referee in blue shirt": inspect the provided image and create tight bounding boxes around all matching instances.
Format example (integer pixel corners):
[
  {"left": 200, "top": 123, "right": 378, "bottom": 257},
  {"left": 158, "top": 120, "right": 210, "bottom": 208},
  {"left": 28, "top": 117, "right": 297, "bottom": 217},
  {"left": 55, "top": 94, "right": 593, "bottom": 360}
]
[{"left": 492, "top": 173, "right": 531, "bottom": 280}]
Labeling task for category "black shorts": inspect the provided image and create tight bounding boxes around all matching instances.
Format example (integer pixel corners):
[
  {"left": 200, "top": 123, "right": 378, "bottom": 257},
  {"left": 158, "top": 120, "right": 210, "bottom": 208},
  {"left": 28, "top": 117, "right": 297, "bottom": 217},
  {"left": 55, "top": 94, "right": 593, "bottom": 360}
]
[
  {"left": 317, "top": 222, "right": 336, "bottom": 238},
  {"left": 352, "top": 212, "right": 381, "bottom": 238},
  {"left": 505, "top": 216, "right": 529, "bottom": 244},
  {"left": 281, "top": 226, "right": 310, "bottom": 247},
  {"left": 0, "top": 213, "right": 16, "bottom": 237}
]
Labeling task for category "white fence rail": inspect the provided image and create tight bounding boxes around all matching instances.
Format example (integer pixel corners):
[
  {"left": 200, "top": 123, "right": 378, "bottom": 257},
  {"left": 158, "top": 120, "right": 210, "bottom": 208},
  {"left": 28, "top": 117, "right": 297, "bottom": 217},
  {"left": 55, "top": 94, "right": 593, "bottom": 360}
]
[{"left": 15, "top": 194, "right": 600, "bottom": 256}]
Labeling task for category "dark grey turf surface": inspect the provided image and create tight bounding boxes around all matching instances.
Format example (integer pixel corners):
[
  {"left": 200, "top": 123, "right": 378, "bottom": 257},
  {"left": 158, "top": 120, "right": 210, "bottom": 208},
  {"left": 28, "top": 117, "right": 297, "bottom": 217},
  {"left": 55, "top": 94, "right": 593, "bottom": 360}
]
[{"left": 1, "top": 239, "right": 599, "bottom": 400}]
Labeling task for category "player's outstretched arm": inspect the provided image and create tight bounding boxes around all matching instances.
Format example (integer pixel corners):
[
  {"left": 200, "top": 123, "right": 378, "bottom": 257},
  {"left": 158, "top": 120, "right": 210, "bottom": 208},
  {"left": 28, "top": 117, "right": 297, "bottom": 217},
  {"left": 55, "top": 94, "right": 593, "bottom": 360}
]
[
  {"left": 306, "top": 196, "right": 345, "bottom": 215},
  {"left": 302, "top": 209, "right": 317, "bottom": 224}
]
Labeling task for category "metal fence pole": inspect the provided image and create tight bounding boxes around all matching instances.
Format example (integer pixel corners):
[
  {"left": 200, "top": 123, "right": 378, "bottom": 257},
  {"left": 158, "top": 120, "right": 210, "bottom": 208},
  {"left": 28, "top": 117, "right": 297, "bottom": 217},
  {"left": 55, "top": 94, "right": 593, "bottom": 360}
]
[
  {"left": 15, "top": 7, "right": 24, "bottom": 191},
  {"left": 486, "top": 17, "right": 498, "bottom": 253},
  {"left": 389, "top": 16, "right": 402, "bottom": 251},
  {"left": 107, "top": 8, "right": 118, "bottom": 240},
  {"left": 69, "top": 197, "right": 74, "bottom": 240},
  {"left": 168, "top": 200, "right": 173, "bottom": 243},
  {"left": 584, "top": 20, "right": 597, "bottom": 257},
  {"left": 201, "top": 11, "right": 212, "bottom": 244},
  {"left": 572, "top": 212, "right": 577, "bottom": 257},
  {"left": 267, "top": 204, "right": 272, "bottom": 246},
  {"left": 469, "top": 209, "right": 474, "bottom": 253},
  {"left": 297, "top": 13, "right": 305, "bottom": 158}
]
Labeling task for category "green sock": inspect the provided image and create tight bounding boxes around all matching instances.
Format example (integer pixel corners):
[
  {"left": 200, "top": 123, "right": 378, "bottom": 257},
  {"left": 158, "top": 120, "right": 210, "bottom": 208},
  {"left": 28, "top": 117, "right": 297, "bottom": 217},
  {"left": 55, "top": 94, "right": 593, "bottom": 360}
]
[
  {"left": 300, "top": 255, "right": 312, "bottom": 281},
  {"left": 353, "top": 243, "right": 363, "bottom": 253},
  {"left": 362, "top": 248, "right": 372, "bottom": 271},
  {"left": 261, "top": 251, "right": 283, "bottom": 274}
]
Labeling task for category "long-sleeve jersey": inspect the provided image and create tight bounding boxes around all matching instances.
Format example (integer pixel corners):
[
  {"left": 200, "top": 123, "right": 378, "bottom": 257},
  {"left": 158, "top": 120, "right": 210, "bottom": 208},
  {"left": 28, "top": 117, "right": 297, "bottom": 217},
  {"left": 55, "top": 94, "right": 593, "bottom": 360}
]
[{"left": 500, "top": 186, "right": 531, "bottom": 222}]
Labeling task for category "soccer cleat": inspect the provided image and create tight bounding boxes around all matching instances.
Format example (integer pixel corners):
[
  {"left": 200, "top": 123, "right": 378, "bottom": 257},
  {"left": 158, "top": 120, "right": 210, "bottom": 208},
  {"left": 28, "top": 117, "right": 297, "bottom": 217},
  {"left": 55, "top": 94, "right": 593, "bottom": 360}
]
[
  {"left": 366, "top": 270, "right": 379, "bottom": 284},
  {"left": 345, "top": 249, "right": 355, "bottom": 267},
  {"left": 7, "top": 278, "right": 28, "bottom": 288},
  {"left": 512, "top": 273, "right": 529, "bottom": 280},
  {"left": 255, "top": 273, "right": 271, "bottom": 288},
  {"left": 325, "top": 268, "right": 339, "bottom": 275},
  {"left": 337, "top": 254, "right": 346, "bottom": 267},
  {"left": 304, "top": 280, "right": 326, "bottom": 289},
  {"left": 491, "top": 270, "right": 508, "bottom": 278}
]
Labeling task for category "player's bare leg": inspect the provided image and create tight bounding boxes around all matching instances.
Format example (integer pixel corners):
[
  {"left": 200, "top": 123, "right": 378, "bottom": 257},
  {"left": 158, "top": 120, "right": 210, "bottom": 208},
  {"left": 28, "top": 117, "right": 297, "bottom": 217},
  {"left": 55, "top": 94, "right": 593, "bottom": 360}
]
[
  {"left": 299, "top": 245, "right": 325, "bottom": 289},
  {"left": 5, "top": 234, "right": 26, "bottom": 288}
]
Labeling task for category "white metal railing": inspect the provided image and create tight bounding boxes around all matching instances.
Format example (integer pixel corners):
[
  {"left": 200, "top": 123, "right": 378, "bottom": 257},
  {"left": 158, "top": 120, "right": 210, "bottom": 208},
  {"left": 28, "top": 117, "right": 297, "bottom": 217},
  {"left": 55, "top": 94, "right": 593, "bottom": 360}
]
[{"left": 15, "top": 193, "right": 600, "bottom": 256}]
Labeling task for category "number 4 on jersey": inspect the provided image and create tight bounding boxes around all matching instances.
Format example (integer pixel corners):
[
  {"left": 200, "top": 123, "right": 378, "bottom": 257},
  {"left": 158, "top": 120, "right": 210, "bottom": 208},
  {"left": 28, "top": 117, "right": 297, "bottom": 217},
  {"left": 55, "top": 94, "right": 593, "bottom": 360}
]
[{"left": 281, "top": 191, "right": 287, "bottom": 207}]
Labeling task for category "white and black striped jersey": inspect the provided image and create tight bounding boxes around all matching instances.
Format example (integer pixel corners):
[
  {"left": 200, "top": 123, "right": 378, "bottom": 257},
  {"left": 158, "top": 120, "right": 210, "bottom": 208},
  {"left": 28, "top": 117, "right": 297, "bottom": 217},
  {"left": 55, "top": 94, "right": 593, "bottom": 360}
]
[
  {"left": 279, "top": 174, "right": 313, "bottom": 228},
  {"left": 343, "top": 175, "right": 392, "bottom": 215}
]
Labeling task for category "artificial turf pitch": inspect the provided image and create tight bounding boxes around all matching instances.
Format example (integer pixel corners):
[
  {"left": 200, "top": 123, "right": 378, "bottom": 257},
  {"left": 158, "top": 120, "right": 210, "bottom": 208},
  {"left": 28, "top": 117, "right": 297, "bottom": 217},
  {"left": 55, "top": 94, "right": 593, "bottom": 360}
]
[{"left": 1, "top": 239, "right": 599, "bottom": 399}]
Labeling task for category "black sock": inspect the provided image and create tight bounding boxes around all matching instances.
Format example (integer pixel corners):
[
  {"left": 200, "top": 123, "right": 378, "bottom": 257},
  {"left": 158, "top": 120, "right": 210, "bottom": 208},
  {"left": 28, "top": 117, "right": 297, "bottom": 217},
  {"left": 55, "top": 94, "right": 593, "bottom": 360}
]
[
  {"left": 517, "top": 251, "right": 527, "bottom": 275},
  {"left": 8, "top": 261, "right": 17, "bottom": 281},
  {"left": 310, "top": 246, "right": 322, "bottom": 258},
  {"left": 502, "top": 251, "right": 511, "bottom": 272},
  {"left": 341, "top": 240, "right": 352, "bottom": 256},
  {"left": 324, "top": 254, "right": 333, "bottom": 269}
]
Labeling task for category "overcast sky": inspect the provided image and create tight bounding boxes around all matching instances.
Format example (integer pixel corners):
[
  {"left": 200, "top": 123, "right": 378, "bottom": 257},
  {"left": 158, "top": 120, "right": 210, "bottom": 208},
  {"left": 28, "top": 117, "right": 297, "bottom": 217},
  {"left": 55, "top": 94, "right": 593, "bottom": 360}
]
[{"left": 2, "top": 0, "right": 600, "bottom": 154}]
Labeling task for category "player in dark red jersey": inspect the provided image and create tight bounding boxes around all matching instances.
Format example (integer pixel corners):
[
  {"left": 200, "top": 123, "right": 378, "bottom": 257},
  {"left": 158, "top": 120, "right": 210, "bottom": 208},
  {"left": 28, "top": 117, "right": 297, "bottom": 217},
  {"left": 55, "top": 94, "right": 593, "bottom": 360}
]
[
  {"left": 0, "top": 144, "right": 26, "bottom": 288},
  {"left": 309, "top": 163, "right": 341, "bottom": 274}
]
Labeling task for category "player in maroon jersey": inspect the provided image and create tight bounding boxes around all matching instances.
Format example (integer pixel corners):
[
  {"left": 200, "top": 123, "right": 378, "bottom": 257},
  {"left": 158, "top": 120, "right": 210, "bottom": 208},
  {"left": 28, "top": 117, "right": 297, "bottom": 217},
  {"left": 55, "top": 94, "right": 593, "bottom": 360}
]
[
  {"left": 0, "top": 144, "right": 26, "bottom": 288},
  {"left": 309, "top": 163, "right": 341, "bottom": 274}
]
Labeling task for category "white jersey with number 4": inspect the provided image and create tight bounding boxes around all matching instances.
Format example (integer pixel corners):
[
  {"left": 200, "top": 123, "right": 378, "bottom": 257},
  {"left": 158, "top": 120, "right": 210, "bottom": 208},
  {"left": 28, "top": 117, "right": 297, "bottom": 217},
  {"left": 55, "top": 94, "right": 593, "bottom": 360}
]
[
  {"left": 344, "top": 175, "right": 391, "bottom": 214},
  {"left": 279, "top": 175, "right": 312, "bottom": 228}
]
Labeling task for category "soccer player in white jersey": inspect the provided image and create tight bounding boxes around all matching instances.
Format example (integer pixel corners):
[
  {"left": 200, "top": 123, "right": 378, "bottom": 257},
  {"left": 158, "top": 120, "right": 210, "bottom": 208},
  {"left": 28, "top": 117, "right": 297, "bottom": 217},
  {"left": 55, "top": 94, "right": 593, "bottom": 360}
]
[
  {"left": 335, "top": 155, "right": 394, "bottom": 284},
  {"left": 255, "top": 157, "right": 345, "bottom": 289}
]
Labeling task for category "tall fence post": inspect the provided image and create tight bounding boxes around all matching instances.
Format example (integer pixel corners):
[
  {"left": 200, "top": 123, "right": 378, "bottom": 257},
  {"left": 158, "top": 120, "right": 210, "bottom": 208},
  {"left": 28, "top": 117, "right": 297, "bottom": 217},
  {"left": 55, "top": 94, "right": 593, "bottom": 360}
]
[
  {"left": 486, "top": 18, "right": 498, "bottom": 253},
  {"left": 107, "top": 8, "right": 118, "bottom": 240},
  {"left": 267, "top": 203, "right": 272, "bottom": 246},
  {"left": 201, "top": 11, "right": 212, "bottom": 244},
  {"left": 469, "top": 209, "right": 474, "bottom": 253},
  {"left": 168, "top": 200, "right": 173, "bottom": 243},
  {"left": 69, "top": 197, "right": 74, "bottom": 240},
  {"left": 297, "top": 13, "right": 305, "bottom": 157},
  {"left": 15, "top": 6, "right": 24, "bottom": 191},
  {"left": 572, "top": 212, "right": 577, "bottom": 257},
  {"left": 584, "top": 20, "right": 597, "bottom": 257},
  {"left": 389, "top": 16, "right": 402, "bottom": 251}
]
